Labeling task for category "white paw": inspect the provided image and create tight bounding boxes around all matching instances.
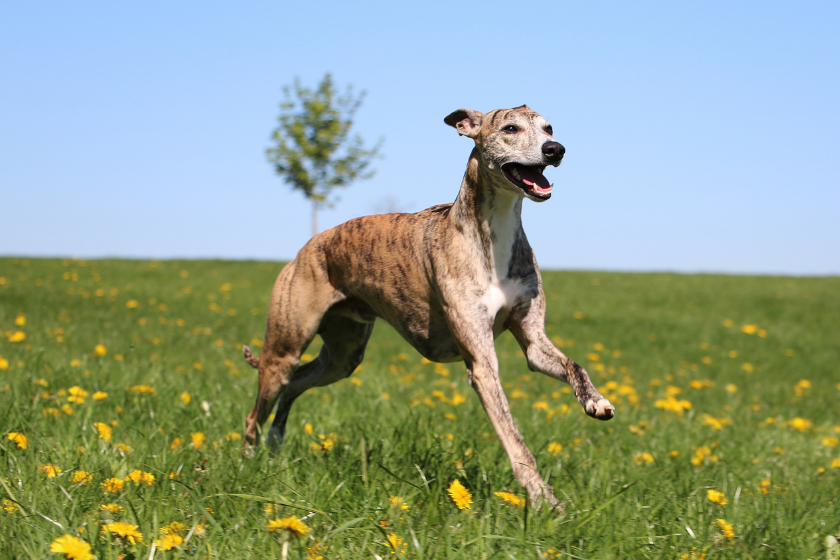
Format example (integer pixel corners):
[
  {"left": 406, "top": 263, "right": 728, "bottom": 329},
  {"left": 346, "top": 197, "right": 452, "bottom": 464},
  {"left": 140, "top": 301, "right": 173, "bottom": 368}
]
[{"left": 586, "top": 398, "right": 615, "bottom": 420}]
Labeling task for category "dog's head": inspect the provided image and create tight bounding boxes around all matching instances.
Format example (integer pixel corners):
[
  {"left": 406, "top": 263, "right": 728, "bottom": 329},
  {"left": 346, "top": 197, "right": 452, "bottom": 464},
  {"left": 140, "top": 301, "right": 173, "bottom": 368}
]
[{"left": 444, "top": 105, "right": 563, "bottom": 202}]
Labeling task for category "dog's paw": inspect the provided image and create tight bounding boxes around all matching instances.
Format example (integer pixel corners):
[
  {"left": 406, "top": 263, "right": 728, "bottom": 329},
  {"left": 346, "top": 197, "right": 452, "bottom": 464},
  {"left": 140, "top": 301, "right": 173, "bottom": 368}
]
[{"left": 585, "top": 398, "right": 615, "bottom": 420}]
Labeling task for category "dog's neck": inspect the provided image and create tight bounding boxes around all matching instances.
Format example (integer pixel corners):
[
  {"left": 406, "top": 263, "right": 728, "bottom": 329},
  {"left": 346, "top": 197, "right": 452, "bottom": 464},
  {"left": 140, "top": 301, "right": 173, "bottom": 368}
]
[{"left": 451, "top": 148, "right": 523, "bottom": 280}]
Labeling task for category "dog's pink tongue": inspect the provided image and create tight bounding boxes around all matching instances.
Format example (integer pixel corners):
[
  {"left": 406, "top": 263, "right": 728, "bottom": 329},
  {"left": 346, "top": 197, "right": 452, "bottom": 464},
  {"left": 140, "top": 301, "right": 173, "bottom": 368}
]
[{"left": 518, "top": 166, "right": 550, "bottom": 188}]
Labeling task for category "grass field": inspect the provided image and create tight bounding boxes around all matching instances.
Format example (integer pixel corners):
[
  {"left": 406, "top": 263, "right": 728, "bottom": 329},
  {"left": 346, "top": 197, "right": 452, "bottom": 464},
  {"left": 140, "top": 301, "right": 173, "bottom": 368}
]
[{"left": 1, "top": 257, "right": 838, "bottom": 559}]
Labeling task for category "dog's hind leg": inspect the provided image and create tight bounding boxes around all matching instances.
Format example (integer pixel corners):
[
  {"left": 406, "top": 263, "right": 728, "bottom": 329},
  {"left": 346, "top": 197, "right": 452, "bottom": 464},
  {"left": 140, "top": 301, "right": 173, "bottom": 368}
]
[
  {"left": 265, "top": 313, "right": 373, "bottom": 451},
  {"left": 243, "top": 257, "right": 344, "bottom": 452}
]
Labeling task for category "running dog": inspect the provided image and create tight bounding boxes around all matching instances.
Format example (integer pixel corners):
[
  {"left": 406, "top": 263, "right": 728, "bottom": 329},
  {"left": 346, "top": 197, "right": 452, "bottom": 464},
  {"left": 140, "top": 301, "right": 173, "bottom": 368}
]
[{"left": 242, "top": 105, "right": 615, "bottom": 508}]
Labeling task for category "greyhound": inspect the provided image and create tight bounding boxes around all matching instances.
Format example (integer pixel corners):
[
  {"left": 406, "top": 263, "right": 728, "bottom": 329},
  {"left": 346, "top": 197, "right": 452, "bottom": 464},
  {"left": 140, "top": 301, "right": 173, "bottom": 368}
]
[{"left": 242, "top": 105, "right": 615, "bottom": 508}]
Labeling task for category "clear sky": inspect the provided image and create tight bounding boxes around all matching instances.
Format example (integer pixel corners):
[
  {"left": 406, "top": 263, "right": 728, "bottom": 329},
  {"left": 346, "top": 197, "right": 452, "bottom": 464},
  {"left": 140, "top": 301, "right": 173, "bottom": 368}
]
[{"left": 2, "top": 1, "right": 838, "bottom": 275}]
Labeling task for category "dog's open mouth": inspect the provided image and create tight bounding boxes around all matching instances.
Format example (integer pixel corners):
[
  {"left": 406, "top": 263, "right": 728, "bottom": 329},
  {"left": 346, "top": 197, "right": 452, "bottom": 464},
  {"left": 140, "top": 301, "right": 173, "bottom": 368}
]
[{"left": 502, "top": 163, "right": 553, "bottom": 199}]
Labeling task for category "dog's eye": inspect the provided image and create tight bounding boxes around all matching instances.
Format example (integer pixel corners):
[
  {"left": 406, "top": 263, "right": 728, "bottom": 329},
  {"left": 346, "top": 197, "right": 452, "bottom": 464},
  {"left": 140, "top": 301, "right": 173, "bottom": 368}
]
[
  {"left": 503, "top": 125, "right": 519, "bottom": 133},
  {"left": 544, "top": 125, "right": 553, "bottom": 135}
]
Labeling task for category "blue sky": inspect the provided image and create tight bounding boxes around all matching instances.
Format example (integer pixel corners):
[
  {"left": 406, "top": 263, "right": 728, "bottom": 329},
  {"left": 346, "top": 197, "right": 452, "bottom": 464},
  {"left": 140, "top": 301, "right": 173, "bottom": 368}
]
[{"left": 2, "top": 1, "right": 838, "bottom": 274}]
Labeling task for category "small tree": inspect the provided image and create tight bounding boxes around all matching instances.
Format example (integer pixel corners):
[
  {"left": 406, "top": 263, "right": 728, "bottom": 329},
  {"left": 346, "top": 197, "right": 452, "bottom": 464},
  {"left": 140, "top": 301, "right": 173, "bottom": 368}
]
[{"left": 266, "top": 73, "right": 382, "bottom": 237}]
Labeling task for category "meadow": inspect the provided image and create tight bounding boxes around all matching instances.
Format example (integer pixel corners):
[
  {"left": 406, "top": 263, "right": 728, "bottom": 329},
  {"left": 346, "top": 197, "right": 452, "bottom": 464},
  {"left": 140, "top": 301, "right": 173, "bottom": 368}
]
[{"left": 1, "top": 257, "right": 838, "bottom": 559}]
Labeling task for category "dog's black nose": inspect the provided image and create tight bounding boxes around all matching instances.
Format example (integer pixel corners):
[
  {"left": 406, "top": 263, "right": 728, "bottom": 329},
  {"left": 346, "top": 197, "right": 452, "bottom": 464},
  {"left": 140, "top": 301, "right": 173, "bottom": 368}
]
[{"left": 542, "top": 141, "right": 565, "bottom": 160}]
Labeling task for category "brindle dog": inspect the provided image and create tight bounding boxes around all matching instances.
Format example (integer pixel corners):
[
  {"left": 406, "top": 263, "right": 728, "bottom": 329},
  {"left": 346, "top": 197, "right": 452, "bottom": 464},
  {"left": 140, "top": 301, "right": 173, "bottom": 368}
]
[{"left": 242, "top": 105, "right": 615, "bottom": 508}]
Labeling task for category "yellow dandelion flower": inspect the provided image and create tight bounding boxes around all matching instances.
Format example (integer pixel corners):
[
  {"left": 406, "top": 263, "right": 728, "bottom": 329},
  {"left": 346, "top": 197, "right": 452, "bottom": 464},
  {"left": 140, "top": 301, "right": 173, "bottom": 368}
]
[
  {"left": 741, "top": 324, "right": 758, "bottom": 334},
  {"left": 707, "top": 489, "right": 727, "bottom": 505},
  {"left": 741, "top": 363, "right": 754, "bottom": 373},
  {"left": 266, "top": 516, "right": 311, "bottom": 538},
  {"left": 716, "top": 518, "right": 734, "bottom": 540},
  {"left": 725, "top": 384, "right": 737, "bottom": 394},
  {"left": 444, "top": 412, "right": 457, "bottom": 420},
  {"left": 304, "top": 423, "right": 314, "bottom": 435},
  {"left": 49, "top": 534, "right": 94, "bottom": 560},
  {"left": 831, "top": 458, "right": 840, "bottom": 469},
  {"left": 386, "top": 534, "right": 407, "bottom": 555},
  {"left": 191, "top": 432, "right": 206, "bottom": 449},
  {"left": 102, "top": 477, "right": 125, "bottom": 493},
  {"left": 180, "top": 392, "right": 191, "bottom": 404},
  {"left": 93, "top": 422, "right": 112, "bottom": 441},
  {"left": 125, "top": 470, "right": 155, "bottom": 485},
  {"left": 389, "top": 496, "right": 409, "bottom": 511},
  {"left": 787, "top": 417, "right": 812, "bottom": 432},
  {"left": 822, "top": 437, "right": 839, "bottom": 448},
  {"left": 495, "top": 491, "right": 526, "bottom": 508},
  {"left": 14, "top": 314, "right": 25, "bottom": 326},
  {"left": 633, "top": 452, "right": 654, "bottom": 466},
  {"left": 225, "top": 431, "right": 241, "bottom": 441},
  {"left": 126, "top": 300, "right": 139, "bottom": 308},
  {"left": 102, "top": 521, "right": 143, "bottom": 544},
  {"left": 0, "top": 356, "right": 8, "bottom": 370},
  {"left": 3, "top": 499, "right": 17, "bottom": 514},
  {"left": 7, "top": 432, "right": 27, "bottom": 450},
  {"left": 125, "top": 384, "right": 155, "bottom": 396},
  {"left": 547, "top": 442, "right": 563, "bottom": 456},
  {"left": 94, "top": 344, "right": 107, "bottom": 356},
  {"left": 40, "top": 464, "right": 62, "bottom": 478},
  {"left": 72, "top": 471, "right": 94, "bottom": 485},
  {"left": 447, "top": 479, "right": 472, "bottom": 510},
  {"left": 155, "top": 533, "right": 184, "bottom": 550},
  {"left": 8, "top": 331, "right": 26, "bottom": 342},
  {"left": 759, "top": 479, "right": 771, "bottom": 496},
  {"left": 100, "top": 503, "right": 124, "bottom": 514},
  {"left": 92, "top": 391, "right": 108, "bottom": 400}
]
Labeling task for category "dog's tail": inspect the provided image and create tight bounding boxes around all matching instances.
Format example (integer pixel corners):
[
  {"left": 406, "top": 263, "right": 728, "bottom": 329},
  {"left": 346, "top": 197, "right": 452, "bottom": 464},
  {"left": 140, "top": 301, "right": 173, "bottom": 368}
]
[{"left": 243, "top": 345, "right": 260, "bottom": 369}]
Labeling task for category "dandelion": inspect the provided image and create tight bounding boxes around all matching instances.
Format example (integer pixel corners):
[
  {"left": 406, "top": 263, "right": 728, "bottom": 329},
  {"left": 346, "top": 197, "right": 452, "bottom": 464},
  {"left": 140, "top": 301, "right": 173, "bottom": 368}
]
[
  {"left": 547, "top": 442, "right": 563, "bottom": 456},
  {"left": 822, "top": 437, "right": 839, "bottom": 448},
  {"left": 3, "top": 499, "right": 17, "bottom": 514},
  {"left": 741, "top": 324, "right": 758, "bottom": 334},
  {"left": 102, "top": 521, "right": 143, "bottom": 544},
  {"left": 716, "top": 518, "right": 734, "bottom": 540},
  {"left": 0, "top": 356, "right": 8, "bottom": 370},
  {"left": 7, "top": 432, "right": 27, "bottom": 450},
  {"left": 94, "top": 344, "right": 107, "bottom": 356},
  {"left": 125, "top": 384, "right": 155, "bottom": 396},
  {"left": 14, "top": 314, "right": 25, "bottom": 326},
  {"left": 741, "top": 363, "right": 754, "bottom": 373},
  {"left": 787, "top": 417, "right": 812, "bottom": 432},
  {"left": 49, "top": 534, "right": 94, "bottom": 560},
  {"left": 125, "top": 470, "right": 155, "bottom": 485},
  {"left": 92, "top": 391, "right": 108, "bottom": 400},
  {"left": 389, "top": 496, "right": 409, "bottom": 511},
  {"left": 447, "top": 479, "right": 472, "bottom": 510},
  {"left": 102, "top": 477, "right": 125, "bottom": 493},
  {"left": 225, "top": 432, "right": 241, "bottom": 441},
  {"left": 8, "top": 331, "right": 26, "bottom": 342},
  {"left": 100, "top": 503, "right": 124, "bottom": 514},
  {"left": 40, "top": 464, "right": 62, "bottom": 478},
  {"left": 759, "top": 479, "right": 771, "bottom": 496},
  {"left": 180, "top": 392, "right": 191, "bottom": 404},
  {"left": 831, "top": 458, "right": 840, "bottom": 469},
  {"left": 385, "top": 534, "right": 407, "bottom": 555},
  {"left": 495, "top": 491, "right": 526, "bottom": 508},
  {"left": 93, "top": 422, "right": 112, "bottom": 441},
  {"left": 155, "top": 533, "right": 184, "bottom": 550},
  {"left": 725, "top": 384, "right": 738, "bottom": 394},
  {"left": 633, "top": 452, "right": 654, "bottom": 465},
  {"left": 126, "top": 300, "right": 139, "bottom": 308},
  {"left": 72, "top": 471, "right": 94, "bottom": 485},
  {"left": 267, "top": 515, "right": 311, "bottom": 538},
  {"left": 707, "top": 489, "right": 727, "bottom": 505}
]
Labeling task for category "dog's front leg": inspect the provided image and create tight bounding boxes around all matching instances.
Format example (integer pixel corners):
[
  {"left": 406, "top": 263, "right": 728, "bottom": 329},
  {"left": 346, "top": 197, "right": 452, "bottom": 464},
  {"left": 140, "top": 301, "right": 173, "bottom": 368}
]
[
  {"left": 445, "top": 308, "right": 560, "bottom": 509},
  {"left": 508, "top": 293, "right": 615, "bottom": 420}
]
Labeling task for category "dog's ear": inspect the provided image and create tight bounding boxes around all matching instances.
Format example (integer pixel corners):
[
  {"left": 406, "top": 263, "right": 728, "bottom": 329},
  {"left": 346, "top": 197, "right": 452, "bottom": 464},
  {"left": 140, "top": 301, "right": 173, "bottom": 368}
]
[{"left": 444, "top": 109, "right": 483, "bottom": 138}]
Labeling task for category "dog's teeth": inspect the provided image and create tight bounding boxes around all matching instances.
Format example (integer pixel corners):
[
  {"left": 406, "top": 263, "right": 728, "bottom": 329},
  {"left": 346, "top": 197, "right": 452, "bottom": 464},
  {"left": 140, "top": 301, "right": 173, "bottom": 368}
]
[{"left": 512, "top": 169, "right": 521, "bottom": 180}]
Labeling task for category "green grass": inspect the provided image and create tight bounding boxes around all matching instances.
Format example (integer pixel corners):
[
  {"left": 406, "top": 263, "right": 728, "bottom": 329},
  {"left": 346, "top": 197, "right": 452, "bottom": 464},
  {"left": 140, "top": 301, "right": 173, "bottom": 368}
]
[{"left": 1, "top": 257, "right": 838, "bottom": 559}]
